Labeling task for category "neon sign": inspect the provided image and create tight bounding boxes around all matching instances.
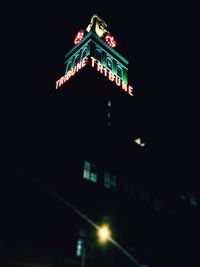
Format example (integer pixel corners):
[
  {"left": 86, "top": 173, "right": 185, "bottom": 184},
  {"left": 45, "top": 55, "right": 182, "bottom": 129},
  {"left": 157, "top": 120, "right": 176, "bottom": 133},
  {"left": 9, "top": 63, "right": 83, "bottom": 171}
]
[
  {"left": 74, "top": 29, "right": 85, "bottom": 45},
  {"left": 55, "top": 56, "right": 88, "bottom": 89},
  {"left": 90, "top": 57, "right": 133, "bottom": 96},
  {"left": 56, "top": 56, "right": 134, "bottom": 96},
  {"left": 105, "top": 33, "right": 117, "bottom": 48}
]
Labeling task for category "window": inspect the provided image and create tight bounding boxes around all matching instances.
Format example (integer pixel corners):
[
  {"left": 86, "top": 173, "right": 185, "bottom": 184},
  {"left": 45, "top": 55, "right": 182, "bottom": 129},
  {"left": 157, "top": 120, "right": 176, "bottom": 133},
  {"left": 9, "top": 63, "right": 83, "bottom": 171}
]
[
  {"left": 104, "top": 172, "right": 116, "bottom": 189},
  {"left": 90, "top": 163, "right": 98, "bottom": 183},
  {"left": 83, "top": 161, "right": 90, "bottom": 179},
  {"left": 116, "top": 65, "right": 123, "bottom": 78},
  {"left": 74, "top": 54, "right": 80, "bottom": 65},
  {"left": 83, "top": 161, "right": 97, "bottom": 183},
  {"left": 81, "top": 47, "right": 88, "bottom": 59},
  {"left": 104, "top": 173, "right": 110, "bottom": 188},
  {"left": 76, "top": 238, "right": 84, "bottom": 257},
  {"left": 106, "top": 57, "right": 113, "bottom": 71},
  {"left": 95, "top": 49, "right": 102, "bottom": 62},
  {"left": 66, "top": 60, "right": 73, "bottom": 72}
]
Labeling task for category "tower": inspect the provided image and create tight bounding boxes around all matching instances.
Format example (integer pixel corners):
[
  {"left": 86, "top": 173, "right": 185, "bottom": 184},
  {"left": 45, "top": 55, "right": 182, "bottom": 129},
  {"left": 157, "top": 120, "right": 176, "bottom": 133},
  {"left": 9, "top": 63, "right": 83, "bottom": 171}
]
[
  {"left": 53, "top": 15, "right": 141, "bottom": 267},
  {"left": 56, "top": 14, "right": 133, "bottom": 96}
]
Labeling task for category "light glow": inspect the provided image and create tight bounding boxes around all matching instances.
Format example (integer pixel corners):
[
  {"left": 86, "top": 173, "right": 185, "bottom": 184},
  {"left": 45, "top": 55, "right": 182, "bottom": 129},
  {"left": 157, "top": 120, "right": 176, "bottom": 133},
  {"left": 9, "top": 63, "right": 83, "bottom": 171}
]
[
  {"left": 134, "top": 138, "right": 145, "bottom": 147},
  {"left": 86, "top": 14, "right": 108, "bottom": 38},
  {"left": 74, "top": 30, "right": 84, "bottom": 45},
  {"left": 56, "top": 56, "right": 134, "bottom": 96},
  {"left": 105, "top": 33, "right": 117, "bottom": 48},
  {"left": 90, "top": 57, "right": 134, "bottom": 96},
  {"left": 55, "top": 56, "right": 88, "bottom": 89},
  {"left": 97, "top": 224, "right": 111, "bottom": 244}
]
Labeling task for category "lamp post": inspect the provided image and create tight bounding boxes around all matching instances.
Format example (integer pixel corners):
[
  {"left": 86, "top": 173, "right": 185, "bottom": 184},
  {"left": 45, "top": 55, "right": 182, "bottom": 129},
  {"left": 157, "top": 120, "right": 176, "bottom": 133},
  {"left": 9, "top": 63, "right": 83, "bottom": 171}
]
[{"left": 81, "top": 246, "right": 86, "bottom": 267}]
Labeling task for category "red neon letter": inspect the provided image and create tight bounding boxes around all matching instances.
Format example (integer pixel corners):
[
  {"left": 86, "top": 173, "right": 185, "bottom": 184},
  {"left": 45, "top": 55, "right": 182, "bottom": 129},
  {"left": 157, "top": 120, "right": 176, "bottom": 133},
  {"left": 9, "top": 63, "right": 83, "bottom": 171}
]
[
  {"left": 55, "top": 79, "right": 60, "bottom": 89},
  {"left": 97, "top": 62, "right": 103, "bottom": 73},
  {"left": 91, "top": 56, "right": 96, "bottom": 67},
  {"left": 63, "top": 73, "right": 68, "bottom": 82},
  {"left": 103, "top": 68, "right": 108, "bottom": 77},
  {"left": 115, "top": 76, "right": 121, "bottom": 86},
  {"left": 71, "top": 65, "right": 77, "bottom": 76},
  {"left": 128, "top": 85, "right": 134, "bottom": 96},
  {"left": 81, "top": 56, "right": 88, "bottom": 68},
  {"left": 121, "top": 81, "right": 127, "bottom": 91},
  {"left": 58, "top": 77, "right": 64, "bottom": 87},
  {"left": 108, "top": 71, "right": 115, "bottom": 81},
  {"left": 67, "top": 70, "right": 72, "bottom": 79},
  {"left": 76, "top": 61, "right": 82, "bottom": 72}
]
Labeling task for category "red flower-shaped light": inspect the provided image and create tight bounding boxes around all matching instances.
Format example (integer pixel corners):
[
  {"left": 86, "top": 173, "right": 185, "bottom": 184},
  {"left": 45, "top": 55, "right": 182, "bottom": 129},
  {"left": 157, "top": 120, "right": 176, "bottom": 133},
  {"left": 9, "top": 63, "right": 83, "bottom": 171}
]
[
  {"left": 105, "top": 33, "right": 117, "bottom": 48},
  {"left": 74, "top": 29, "right": 84, "bottom": 45}
]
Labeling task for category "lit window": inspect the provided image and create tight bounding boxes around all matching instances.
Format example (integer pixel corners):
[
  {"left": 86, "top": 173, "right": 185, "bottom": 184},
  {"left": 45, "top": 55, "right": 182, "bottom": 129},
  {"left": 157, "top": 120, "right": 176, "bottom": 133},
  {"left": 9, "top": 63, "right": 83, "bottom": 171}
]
[
  {"left": 104, "top": 173, "right": 110, "bottom": 189},
  {"left": 76, "top": 238, "right": 84, "bottom": 257},
  {"left": 83, "top": 161, "right": 90, "bottom": 179},
  {"left": 106, "top": 58, "right": 113, "bottom": 71},
  {"left": 104, "top": 172, "right": 116, "bottom": 189},
  {"left": 116, "top": 65, "right": 123, "bottom": 78},
  {"left": 108, "top": 100, "right": 112, "bottom": 107},
  {"left": 83, "top": 161, "right": 97, "bottom": 183}
]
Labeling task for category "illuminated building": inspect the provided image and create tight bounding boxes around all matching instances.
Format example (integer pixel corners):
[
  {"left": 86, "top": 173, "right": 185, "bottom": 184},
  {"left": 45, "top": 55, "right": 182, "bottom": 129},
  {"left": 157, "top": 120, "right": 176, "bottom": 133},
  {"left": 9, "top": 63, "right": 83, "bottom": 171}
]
[
  {"left": 50, "top": 14, "right": 199, "bottom": 267},
  {"left": 52, "top": 14, "right": 149, "bottom": 267}
]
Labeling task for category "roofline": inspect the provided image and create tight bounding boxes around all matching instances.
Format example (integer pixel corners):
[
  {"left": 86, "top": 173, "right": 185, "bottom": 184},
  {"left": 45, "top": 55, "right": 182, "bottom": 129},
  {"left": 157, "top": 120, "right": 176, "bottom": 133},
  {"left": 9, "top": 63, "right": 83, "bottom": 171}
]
[{"left": 64, "top": 31, "right": 129, "bottom": 65}]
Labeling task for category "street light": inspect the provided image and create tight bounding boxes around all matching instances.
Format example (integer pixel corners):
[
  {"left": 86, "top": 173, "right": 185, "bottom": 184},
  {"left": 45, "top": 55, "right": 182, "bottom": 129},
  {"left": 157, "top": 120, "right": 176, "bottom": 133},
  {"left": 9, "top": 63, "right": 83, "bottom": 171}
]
[
  {"left": 81, "top": 224, "right": 111, "bottom": 267},
  {"left": 97, "top": 224, "right": 111, "bottom": 244}
]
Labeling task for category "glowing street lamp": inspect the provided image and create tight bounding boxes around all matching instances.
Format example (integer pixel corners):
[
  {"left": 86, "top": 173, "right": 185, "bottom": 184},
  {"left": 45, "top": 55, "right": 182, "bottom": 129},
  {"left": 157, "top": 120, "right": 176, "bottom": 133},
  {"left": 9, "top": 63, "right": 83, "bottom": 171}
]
[{"left": 97, "top": 224, "right": 111, "bottom": 244}]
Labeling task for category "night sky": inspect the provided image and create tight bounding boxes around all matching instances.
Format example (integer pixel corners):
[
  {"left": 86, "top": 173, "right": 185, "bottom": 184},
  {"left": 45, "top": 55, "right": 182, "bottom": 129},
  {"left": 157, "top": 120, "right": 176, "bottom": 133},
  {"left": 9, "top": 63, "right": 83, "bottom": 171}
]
[{"left": 1, "top": 1, "right": 199, "bottom": 264}]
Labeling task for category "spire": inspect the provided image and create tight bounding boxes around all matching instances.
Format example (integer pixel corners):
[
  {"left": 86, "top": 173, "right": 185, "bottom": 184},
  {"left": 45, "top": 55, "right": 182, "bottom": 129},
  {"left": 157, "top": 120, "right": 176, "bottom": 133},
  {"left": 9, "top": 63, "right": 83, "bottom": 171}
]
[{"left": 86, "top": 14, "right": 108, "bottom": 38}]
